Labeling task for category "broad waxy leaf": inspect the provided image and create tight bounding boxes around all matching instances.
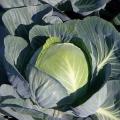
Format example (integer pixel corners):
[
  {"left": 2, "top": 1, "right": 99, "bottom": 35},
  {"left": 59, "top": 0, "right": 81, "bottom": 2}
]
[
  {"left": 75, "top": 17, "right": 120, "bottom": 82},
  {"left": 4, "top": 35, "right": 28, "bottom": 65},
  {"left": 0, "top": 84, "right": 35, "bottom": 120},
  {"left": 4, "top": 35, "right": 31, "bottom": 98},
  {"left": 2, "top": 4, "right": 52, "bottom": 36},
  {"left": 71, "top": 63, "right": 111, "bottom": 118},
  {"left": 70, "top": 0, "right": 110, "bottom": 15},
  {"left": 0, "top": 84, "right": 19, "bottom": 98},
  {"left": 0, "top": 0, "right": 41, "bottom": 8},
  {"left": 0, "top": 84, "right": 57, "bottom": 120},
  {"left": 2, "top": 3, "right": 69, "bottom": 40},
  {"left": 0, "top": 85, "right": 76, "bottom": 120},
  {"left": 29, "top": 20, "right": 78, "bottom": 49},
  {"left": 96, "top": 80, "right": 120, "bottom": 120},
  {"left": 72, "top": 84, "right": 107, "bottom": 118},
  {"left": 27, "top": 66, "right": 68, "bottom": 108}
]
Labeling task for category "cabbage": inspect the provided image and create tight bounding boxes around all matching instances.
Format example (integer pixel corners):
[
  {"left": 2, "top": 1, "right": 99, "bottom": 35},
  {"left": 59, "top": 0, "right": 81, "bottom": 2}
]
[{"left": 0, "top": 1, "right": 120, "bottom": 120}]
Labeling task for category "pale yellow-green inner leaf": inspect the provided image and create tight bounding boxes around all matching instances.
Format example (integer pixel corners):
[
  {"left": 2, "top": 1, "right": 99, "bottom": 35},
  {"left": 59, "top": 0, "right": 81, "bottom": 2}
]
[
  {"left": 97, "top": 107, "right": 120, "bottom": 120},
  {"left": 36, "top": 42, "right": 89, "bottom": 93},
  {"left": 36, "top": 36, "right": 61, "bottom": 65}
]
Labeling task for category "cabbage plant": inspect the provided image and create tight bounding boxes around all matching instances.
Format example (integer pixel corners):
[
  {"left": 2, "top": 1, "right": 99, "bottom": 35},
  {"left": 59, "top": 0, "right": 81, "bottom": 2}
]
[{"left": 0, "top": 10, "right": 120, "bottom": 120}]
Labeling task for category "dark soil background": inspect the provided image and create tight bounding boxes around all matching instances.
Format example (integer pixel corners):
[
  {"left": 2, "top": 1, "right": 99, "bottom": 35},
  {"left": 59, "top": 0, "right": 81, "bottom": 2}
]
[{"left": 0, "top": 0, "right": 120, "bottom": 120}]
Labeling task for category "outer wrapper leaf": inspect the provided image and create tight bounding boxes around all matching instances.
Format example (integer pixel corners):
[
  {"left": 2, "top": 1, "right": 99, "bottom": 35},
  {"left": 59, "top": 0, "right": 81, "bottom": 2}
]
[
  {"left": 29, "top": 20, "right": 78, "bottom": 49},
  {"left": 70, "top": 0, "right": 110, "bottom": 15},
  {"left": 2, "top": 4, "right": 53, "bottom": 37},
  {"left": 2, "top": 4, "right": 69, "bottom": 40},
  {"left": 0, "top": 84, "right": 78, "bottom": 120},
  {"left": 96, "top": 80, "right": 120, "bottom": 120},
  {"left": 0, "top": 84, "right": 35, "bottom": 120},
  {"left": 4, "top": 35, "right": 31, "bottom": 98},
  {"left": 75, "top": 17, "right": 120, "bottom": 83},
  {"left": 27, "top": 65, "right": 68, "bottom": 108},
  {"left": 0, "top": 0, "right": 41, "bottom": 8},
  {"left": 71, "top": 64, "right": 111, "bottom": 118}
]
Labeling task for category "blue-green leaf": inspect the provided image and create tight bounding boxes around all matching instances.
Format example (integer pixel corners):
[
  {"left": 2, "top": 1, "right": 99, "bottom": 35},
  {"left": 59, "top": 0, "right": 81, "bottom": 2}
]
[
  {"left": 0, "top": 84, "right": 19, "bottom": 98},
  {"left": 4, "top": 35, "right": 28, "bottom": 65},
  {"left": 0, "top": 0, "right": 41, "bottom": 8},
  {"left": 71, "top": 64, "right": 110, "bottom": 118},
  {"left": 2, "top": 4, "right": 52, "bottom": 37},
  {"left": 4, "top": 35, "right": 31, "bottom": 98},
  {"left": 96, "top": 80, "right": 120, "bottom": 120},
  {"left": 27, "top": 66, "right": 68, "bottom": 108},
  {"left": 72, "top": 84, "right": 107, "bottom": 118},
  {"left": 70, "top": 0, "right": 110, "bottom": 15},
  {"left": 29, "top": 20, "right": 78, "bottom": 49},
  {"left": 76, "top": 17, "right": 120, "bottom": 82}
]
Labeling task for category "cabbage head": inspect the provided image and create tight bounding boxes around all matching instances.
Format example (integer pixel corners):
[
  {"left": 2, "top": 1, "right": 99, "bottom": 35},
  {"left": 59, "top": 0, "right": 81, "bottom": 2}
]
[{"left": 0, "top": 6, "right": 120, "bottom": 120}]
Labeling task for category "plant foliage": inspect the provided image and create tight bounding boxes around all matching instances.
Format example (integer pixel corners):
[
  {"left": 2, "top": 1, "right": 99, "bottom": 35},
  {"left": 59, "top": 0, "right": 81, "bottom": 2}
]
[{"left": 0, "top": 0, "right": 120, "bottom": 120}]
